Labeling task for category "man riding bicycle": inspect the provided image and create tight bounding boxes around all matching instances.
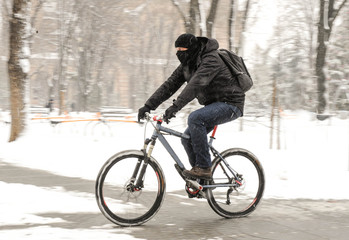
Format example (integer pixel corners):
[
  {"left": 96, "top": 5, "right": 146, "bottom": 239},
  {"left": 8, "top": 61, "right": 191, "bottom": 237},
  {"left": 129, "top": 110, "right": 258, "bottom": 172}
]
[{"left": 138, "top": 33, "right": 245, "bottom": 180}]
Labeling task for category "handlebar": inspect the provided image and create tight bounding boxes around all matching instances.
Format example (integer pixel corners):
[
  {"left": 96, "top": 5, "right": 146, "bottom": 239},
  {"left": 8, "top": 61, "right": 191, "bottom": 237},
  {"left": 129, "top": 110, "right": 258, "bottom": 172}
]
[
  {"left": 144, "top": 112, "right": 189, "bottom": 140},
  {"left": 144, "top": 112, "right": 164, "bottom": 123}
]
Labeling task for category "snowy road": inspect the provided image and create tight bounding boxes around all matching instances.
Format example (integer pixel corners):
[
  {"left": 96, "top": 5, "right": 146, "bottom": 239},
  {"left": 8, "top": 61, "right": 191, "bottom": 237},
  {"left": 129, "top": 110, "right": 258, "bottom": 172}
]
[
  {"left": 1, "top": 112, "right": 349, "bottom": 239},
  {"left": 1, "top": 160, "right": 349, "bottom": 240}
]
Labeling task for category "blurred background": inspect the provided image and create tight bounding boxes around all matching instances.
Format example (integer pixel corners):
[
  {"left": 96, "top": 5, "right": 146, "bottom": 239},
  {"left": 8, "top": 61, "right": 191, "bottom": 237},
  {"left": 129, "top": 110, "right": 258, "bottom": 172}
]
[
  {"left": 0, "top": 0, "right": 348, "bottom": 118},
  {"left": 1, "top": 2, "right": 349, "bottom": 238}
]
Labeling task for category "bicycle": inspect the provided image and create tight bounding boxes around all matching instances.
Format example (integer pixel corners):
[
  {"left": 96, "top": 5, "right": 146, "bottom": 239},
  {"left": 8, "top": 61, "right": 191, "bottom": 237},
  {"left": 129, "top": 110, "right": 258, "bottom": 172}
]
[{"left": 95, "top": 113, "right": 265, "bottom": 226}]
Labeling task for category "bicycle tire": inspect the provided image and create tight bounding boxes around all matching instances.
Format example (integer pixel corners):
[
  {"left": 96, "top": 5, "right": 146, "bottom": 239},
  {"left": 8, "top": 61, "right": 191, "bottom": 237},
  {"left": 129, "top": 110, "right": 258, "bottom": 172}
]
[
  {"left": 206, "top": 148, "right": 265, "bottom": 218},
  {"left": 95, "top": 150, "right": 166, "bottom": 226}
]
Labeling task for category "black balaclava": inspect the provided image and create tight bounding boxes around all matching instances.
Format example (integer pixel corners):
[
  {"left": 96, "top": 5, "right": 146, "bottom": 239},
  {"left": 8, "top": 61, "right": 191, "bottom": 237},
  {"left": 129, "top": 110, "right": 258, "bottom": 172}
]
[{"left": 175, "top": 33, "right": 201, "bottom": 67}]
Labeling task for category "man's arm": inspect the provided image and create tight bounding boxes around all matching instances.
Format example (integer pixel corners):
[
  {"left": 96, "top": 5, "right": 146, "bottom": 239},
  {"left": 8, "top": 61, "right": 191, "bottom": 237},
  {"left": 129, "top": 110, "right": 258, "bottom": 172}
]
[
  {"left": 145, "top": 65, "right": 186, "bottom": 110},
  {"left": 173, "top": 53, "right": 222, "bottom": 110}
]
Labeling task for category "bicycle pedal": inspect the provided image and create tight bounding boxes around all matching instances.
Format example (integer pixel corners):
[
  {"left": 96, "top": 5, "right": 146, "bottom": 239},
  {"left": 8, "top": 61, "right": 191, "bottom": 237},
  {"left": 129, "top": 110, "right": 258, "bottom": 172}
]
[
  {"left": 186, "top": 189, "right": 206, "bottom": 199},
  {"left": 186, "top": 179, "right": 203, "bottom": 191}
]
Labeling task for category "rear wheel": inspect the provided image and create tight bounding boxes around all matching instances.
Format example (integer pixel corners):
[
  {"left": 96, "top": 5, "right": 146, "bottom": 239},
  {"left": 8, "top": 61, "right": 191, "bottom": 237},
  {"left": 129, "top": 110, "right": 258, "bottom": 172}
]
[
  {"left": 95, "top": 150, "right": 166, "bottom": 226},
  {"left": 206, "top": 148, "right": 264, "bottom": 218}
]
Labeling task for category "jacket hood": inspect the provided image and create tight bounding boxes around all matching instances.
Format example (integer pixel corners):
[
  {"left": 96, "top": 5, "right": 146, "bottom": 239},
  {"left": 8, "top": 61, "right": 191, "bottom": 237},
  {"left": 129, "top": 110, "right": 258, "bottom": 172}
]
[{"left": 197, "top": 37, "right": 219, "bottom": 54}]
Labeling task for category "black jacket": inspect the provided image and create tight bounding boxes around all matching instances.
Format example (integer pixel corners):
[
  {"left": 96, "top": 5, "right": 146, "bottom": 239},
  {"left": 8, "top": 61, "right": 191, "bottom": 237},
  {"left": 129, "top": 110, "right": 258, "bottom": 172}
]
[{"left": 145, "top": 37, "right": 245, "bottom": 114}]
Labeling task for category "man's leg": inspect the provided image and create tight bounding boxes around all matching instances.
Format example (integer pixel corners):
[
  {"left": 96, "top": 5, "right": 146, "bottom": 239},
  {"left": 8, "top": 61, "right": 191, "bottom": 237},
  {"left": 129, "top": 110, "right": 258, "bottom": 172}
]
[
  {"left": 181, "top": 128, "right": 196, "bottom": 167},
  {"left": 181, "top": 125, "right": 215, "bottom": 167},
  {"left": 183, "top": 102, "right": 241, "bottom": 179}
]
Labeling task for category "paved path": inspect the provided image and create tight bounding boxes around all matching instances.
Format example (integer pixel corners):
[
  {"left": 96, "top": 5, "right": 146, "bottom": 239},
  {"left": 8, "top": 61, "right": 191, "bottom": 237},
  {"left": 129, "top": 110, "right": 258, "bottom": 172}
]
[{"left": 1, "top": 160, "right": 349, "bottom": 240}]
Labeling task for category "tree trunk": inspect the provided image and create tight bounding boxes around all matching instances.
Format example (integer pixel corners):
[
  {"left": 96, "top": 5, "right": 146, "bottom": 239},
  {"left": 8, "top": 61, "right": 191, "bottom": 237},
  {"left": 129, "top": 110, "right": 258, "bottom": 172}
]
[
  {"left": 8, "top": 0, "right": 31, "bottom": 142},
  {"left": 270, "top": 75, "right": 281, "bottom": 150},
  {"left": 172, "top": 0, "right": 220, "bottom": 36},
  {"left": 188, "top": 0, "right": 199, "bottom": 34},
  {"left": 315, "top": 0, "right": 328, "bottom": 114},
  {"left": 237, "top": 0, "right": 250, "bottom": 55},
  {"left": 228, "top": 0, "right": 250, "bottom": 131},
  {"left": 316, "top": 0, "right": 347, "bottom": 113},
  {"left": 58, "top": 0, "right": 66, "bottom": 115},
  {"left": 228, "top": 0, "right": 234, "bottom": 50},
  {"left": 276, "top": 95, "right": 281, "bottom": 150},
  {"left": 270, "top": 76, "right": 277, "bottom": 149},
  {"left": 206, "top": 0, "right": 219, "bottom": 38}
]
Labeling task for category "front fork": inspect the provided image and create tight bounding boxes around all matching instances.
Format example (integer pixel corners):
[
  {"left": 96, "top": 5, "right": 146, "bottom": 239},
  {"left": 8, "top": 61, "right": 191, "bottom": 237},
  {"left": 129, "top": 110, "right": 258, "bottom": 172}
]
[{"left": 129, "top": 137, "right": 156, "bottom": 190}]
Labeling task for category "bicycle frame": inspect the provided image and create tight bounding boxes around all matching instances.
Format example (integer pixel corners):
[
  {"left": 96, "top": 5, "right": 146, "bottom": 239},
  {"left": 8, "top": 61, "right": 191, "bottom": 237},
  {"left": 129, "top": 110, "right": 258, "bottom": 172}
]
[
  {"left": 147, "top": 121, "right": 189, "bottom": 170},
  {"left": 133, "top": 116, "right": 242, "bottom": 190},
  {"left": 96, "top": 115, "right": 264, "bottom": 225}
]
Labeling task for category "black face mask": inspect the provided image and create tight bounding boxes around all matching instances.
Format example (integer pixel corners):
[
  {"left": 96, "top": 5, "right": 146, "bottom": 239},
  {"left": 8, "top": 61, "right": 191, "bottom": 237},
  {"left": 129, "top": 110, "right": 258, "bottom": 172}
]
[{"left": 176, "top": 50, "right": 189, "bottom": 65}]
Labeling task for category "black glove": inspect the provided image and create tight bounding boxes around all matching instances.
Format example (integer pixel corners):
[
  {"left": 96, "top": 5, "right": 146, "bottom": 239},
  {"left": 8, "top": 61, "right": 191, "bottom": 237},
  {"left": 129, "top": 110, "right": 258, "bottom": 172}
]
[
  {"left": 138, "top": 105, "right": 151, "bottom": 122},
  {"left": 163, "top": 104, "right": 179, "bottom": 123}
]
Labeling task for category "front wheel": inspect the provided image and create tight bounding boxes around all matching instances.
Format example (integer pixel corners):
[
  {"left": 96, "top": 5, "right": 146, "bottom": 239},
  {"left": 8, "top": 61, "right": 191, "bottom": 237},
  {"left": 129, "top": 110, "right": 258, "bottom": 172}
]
[
  {"left": 206, "top": 148, "right": 265, "bottom": 218},
  {"left": 95, "top": 150, "right": 166, "bottom": 226}
]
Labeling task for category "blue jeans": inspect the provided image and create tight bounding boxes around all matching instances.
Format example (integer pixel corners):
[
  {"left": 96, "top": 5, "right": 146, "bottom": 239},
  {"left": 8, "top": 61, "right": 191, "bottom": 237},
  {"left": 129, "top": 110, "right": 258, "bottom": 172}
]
[{"left": 181, "top": 102, "right": 241, "bottom": 168}]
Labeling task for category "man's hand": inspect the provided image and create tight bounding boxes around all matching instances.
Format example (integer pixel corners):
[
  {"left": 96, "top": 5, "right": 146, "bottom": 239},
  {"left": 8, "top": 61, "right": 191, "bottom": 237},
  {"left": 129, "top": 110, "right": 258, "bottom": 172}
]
[
  {"left": 163, "top": 104, "right": 179, "bottom": 123},
  {"left": 138, "top": 105, "right": 151, "bottom": 122}
]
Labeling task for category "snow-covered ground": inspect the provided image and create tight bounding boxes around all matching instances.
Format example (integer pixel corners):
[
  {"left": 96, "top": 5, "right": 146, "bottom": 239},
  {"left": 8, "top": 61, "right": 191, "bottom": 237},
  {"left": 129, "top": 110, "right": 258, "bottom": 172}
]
[{"left": 0, "top": 110, "right": 349, "bottom": 239}]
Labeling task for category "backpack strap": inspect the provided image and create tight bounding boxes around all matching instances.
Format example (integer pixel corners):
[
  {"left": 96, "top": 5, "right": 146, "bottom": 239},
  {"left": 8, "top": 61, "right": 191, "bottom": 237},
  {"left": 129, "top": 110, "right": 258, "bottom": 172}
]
[{"left": 217, "top": 49, "right": 240, "bottom": 76}]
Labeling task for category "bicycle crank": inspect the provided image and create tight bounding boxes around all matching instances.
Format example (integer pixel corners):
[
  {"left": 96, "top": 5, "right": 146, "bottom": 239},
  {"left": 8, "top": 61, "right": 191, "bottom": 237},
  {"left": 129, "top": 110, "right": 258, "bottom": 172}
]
[
  {"left": 185, "top": 180, "right": 205, "bottom": 198},
  {"left": 186, "top": 179, "right": 203, "bottom": 191}
]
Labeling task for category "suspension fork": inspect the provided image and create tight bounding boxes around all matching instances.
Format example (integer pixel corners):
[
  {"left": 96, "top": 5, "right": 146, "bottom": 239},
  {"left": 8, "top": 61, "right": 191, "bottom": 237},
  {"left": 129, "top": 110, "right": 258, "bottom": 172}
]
[{"left": 133, "top": 129, "right": 158, "bottom": 188}]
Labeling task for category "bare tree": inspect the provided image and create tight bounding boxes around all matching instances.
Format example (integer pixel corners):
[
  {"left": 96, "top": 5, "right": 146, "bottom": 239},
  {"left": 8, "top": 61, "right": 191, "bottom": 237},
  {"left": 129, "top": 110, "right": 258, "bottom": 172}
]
[
  {"left": 316, "top": 0, "right": 347, "bottom": 114},
  {"left": 8, "top": 0, "right": 31, "bottom": 142},
  {"left": 270, "top": 73, "right": 281, "bottom": 149},
  {"left": 56, "top": 0, "right": 79, "bottom": 114},
  {"left": 228, "top": 0, "right": 251, "bottom": 54},
  {"left": 171, "top": 0, "right": 198, "bottom": 34},
  {"left": 206, "top": 0, "right": 219, "bottom": 37},
  {"left": 171, "top": 0, "right": 219, "bottom": 36},
  {"left": 227, "top": 0, "right": 252, "bottom": 131}
]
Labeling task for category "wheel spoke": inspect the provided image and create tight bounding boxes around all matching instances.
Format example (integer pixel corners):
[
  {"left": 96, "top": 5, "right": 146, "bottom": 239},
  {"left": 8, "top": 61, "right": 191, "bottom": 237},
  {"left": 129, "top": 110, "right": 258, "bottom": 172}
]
[
  {"left": 96, "top": 152, "right": 165, "bottom": 226},
  {"left": 206, "top": 149, "right": 264, "bottom": 218}
]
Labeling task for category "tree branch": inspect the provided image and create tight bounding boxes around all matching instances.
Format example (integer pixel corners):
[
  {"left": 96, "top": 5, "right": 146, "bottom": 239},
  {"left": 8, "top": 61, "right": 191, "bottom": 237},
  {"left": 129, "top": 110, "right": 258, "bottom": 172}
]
[
  {"left": 30, "top": 0, "right": 44, "bottom": 29},
  {"left": 331, "top": 0, "right": 348, "bottom": 22},
  {"left": 171, "top": 0, "right": 187, "bottom": 24}
]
